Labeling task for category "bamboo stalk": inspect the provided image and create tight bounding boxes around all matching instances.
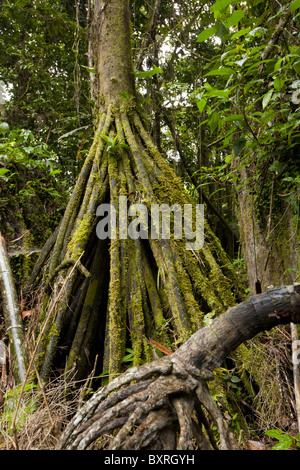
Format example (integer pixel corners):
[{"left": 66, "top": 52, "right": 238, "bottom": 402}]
[
  {"left": 291, "top": 322, "right": 300, "bottom": 432},
  {"left": 0, "top": 233, "right": 28, "bottom": 383}
]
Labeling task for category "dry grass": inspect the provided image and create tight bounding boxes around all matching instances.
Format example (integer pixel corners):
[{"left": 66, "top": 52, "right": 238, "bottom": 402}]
[
  {"left": 237, "top": 327, "right": 296, "bottom": 432},
  {"left": 0, "top": 370, "right": 82, "bottom": 450}
]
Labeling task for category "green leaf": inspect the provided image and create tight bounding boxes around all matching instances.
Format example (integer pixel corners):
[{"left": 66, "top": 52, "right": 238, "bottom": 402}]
[
  {"left": 0, "top": 168, "right": 10, "bottom": 177},
  {"left": 215, "top": 20, "right": 229, "bottom": 39},
  {"left": 81, "top": 65, "right": 96, "bottom": 74},
  {"left": 196, "top": 98, "right": 207, "bottom": 113},
  {"left": 273, "top": 76, "right": 285, "bottom": 90},
  {"left": 196, "top": 27, "right": 217, "bottom": 42},
  {"left": 210, "top": 0, "right": 231, "bottom": 13},
  {"left": 293, "top": 60, "right": 300, "bottom": 76},
  {"left": 233, "top": 137, "right": 246, "bottom": 156},
  {"left": 274, "top": 57, "right": 283, "bottom": 72},
  {"left": 230, "top": 375, "right": 241, "bottom": 383},
  {"left": 208, "top": 112, "right": 221, "bottom": 134},
  {"left": 271, "top": 436, "right": 293, "bottom": 450},
  {"left": 205, "top": 67, "right": 234, "bottom": 76},
  {"left": 265, "top": 429, "right": 284, "bottom": 439},
  {"left": 134, "top": 65, "right": 163, "bottom": 78},
  {"left": 231, "top": 27, "right": 251, "bottom": 39},
  {"left": 224, "top": 115, "right": 244, "bottom": 121},
  {"left": 226, "top": 10, "right": 245, "bottom": 28},
  {"left": 262, "top": 90, "right": 273, "bottom": 109},
  {"left": 269, "top": 161, "right": 282, "bottom": 173},
  {"left": 291, "top": 0, "right": 300, "bottom": 14},
  {"left": 235, "top": 57, "right": 248, "bottom": 67},
  {"left": 100, "top": 135, "right": 114, "bottom": 145},
  {"left": 247, "top": 27, "right": 267, "bottom": 39},
  {"left": 49, "top": 169, "right": 62, "bottom": 176},
  {"left": 205, "top": 89, "right": 231, "bottom": 98}
]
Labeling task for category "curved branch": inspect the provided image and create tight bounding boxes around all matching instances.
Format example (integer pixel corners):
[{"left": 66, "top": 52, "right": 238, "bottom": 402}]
[{"left": 175, "top": 285, "right": 300, "bottom": 373}]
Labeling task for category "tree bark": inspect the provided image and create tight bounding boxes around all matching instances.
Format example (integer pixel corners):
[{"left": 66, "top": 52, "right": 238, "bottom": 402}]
[{"left": 93, "top": 0, "right": 136, "bottom": 109}]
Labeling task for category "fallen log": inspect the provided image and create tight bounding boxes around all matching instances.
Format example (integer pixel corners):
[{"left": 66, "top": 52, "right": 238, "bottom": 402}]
[{"left": 57, "top": 284, "right": 300, "bottom": 450}]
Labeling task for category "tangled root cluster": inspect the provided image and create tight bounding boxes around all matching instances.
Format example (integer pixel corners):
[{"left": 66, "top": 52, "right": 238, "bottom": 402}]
[{"left": 57, "top": 355, "right": 237, "bottom": 450}]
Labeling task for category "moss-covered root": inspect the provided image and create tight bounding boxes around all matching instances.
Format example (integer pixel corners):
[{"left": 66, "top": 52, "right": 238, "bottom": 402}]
[
  {"left": 49, "top": 108, "right": 112, "bottom": 274},
  {"left": 66, "top": 238, "right": 108, "bottom": 376},
  {"left": 102, "top": 157, "right": 126, "bottom": 380}
]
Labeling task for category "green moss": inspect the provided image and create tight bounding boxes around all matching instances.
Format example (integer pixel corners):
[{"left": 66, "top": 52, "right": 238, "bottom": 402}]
[{"left": 66, "top": 212, "right": 93, "bottom": 259}]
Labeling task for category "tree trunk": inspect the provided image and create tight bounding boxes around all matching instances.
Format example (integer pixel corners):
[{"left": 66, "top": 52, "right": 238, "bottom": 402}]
[
  {"left": 93, "top": 0, "right": 136, "bottom": 109},
  {"left": 57, "top": 285, "right": 300, "bottom": 450},
  {"left": 24, "top": 0, "right": 242, "bottom": 384},
  {"left": 236, "top": 149, "right": 299, "bottom": 295}
]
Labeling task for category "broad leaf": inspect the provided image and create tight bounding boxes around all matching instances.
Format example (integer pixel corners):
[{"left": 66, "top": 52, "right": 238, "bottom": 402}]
[
  {"left": 231, "top": 27, "right": 251, "bottom": 39},
  {"left": 262, "top": 90, "right": 273, "bottom": 109},
  {"left": 205, "top": 89, "right": 231, "bottom": 98},
  {"left": 226, "top": 10, "right": 245, "bottom": 27},
  {"left": 271, "top": 436, "right": 293, "bottom": 450},
  {"left": 134, "top": 65, "right": 163, "bottom": 78},
  {"left": 215, "top": 21, "right": 229, "bottom": 39},
  {"left": 205, "top": 67, "right": 234, "bottom": 76},
  {"left": 210, "top": 0, "right": 232, "bottom": 13},
  {"left": 233, "top": 137, "right": 246, "bottom": 156},
  {"left": 0, "top": 168, "right": 10, "bottom": 177},
  {"left": 293, "top": 60, "right": 300, "bottom": 76},
  {"left": 273, "top": 76, "right": 285, "bottom": 91},
  {"left": 196, "top": 27, "right": 217, "bottom": 42},
  {"left": 196, "top": 98, "right": 207, "bottom": 113},
  {"left": 291, "top": 0, "right": 300, "bottom": 14}
]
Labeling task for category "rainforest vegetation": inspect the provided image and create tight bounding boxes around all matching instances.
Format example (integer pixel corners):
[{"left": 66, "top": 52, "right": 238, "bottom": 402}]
[{"left": 0, "top": 0, "right": 300, "bottom": 451}]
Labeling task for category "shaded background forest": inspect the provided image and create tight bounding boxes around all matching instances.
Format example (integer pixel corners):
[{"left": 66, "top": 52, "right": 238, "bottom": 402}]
[{"left": 0, "top": 0, "right": 300, "bottom": 449}]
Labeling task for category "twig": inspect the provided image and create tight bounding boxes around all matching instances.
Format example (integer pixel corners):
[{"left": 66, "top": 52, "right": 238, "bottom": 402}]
[{"left": 34, "top": 365, "right": 55, "bottom": 429}]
